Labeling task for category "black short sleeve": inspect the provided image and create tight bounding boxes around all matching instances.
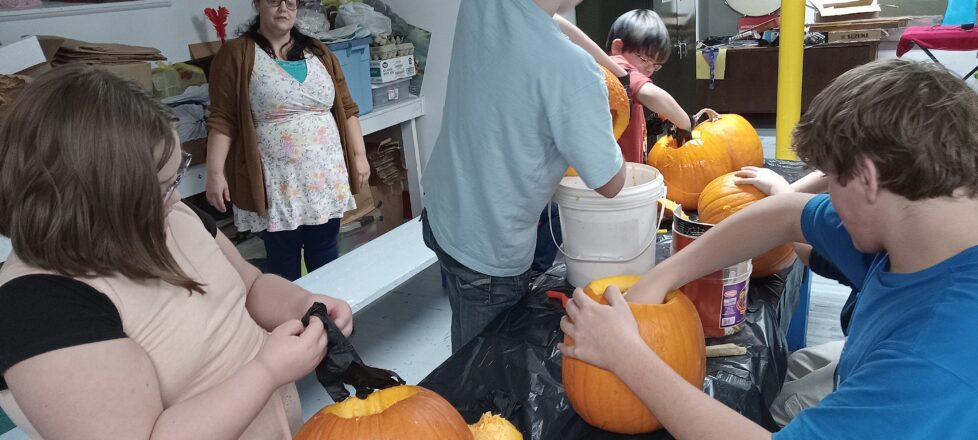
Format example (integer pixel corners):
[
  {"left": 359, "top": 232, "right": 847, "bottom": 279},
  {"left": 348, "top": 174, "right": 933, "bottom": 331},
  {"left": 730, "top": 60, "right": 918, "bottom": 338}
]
[
  {"left": 185, "top": 202, "right": 218, "bottom": 238},
  {"left": 0, "top": 275, "right": 125, "bottom": 390}
]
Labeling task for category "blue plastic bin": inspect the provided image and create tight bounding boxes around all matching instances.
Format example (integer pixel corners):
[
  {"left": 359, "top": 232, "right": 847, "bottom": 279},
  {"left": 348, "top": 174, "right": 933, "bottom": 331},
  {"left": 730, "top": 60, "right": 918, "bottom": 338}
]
[{"left": 326, "top": 37, "right": 373, "bottom": 115}]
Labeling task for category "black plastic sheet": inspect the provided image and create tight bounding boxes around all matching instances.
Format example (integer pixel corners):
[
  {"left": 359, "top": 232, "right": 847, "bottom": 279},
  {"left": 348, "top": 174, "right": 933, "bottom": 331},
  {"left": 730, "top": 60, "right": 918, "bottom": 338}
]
[{"left": 420, "top": 245, "right": 803, "bottom": 439}]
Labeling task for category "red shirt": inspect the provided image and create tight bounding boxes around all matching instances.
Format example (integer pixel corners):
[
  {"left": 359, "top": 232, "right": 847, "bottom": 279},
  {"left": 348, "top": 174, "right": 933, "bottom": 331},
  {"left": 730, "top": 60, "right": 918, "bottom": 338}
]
[{"left": 611, "top": 55, "right": 653, "bottom": 163}]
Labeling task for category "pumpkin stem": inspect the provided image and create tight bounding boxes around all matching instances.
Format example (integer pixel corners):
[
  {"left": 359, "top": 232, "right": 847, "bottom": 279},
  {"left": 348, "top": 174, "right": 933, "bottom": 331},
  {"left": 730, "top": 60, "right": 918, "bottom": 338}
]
[{"left": 694, "top": 108, "right": 721, "bottom": 125}]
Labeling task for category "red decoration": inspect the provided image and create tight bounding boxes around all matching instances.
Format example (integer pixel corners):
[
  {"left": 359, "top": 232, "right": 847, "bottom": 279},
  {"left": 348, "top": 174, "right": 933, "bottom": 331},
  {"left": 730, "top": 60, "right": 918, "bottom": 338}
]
[{"left": 204, "top": 6, "right": 230, "bottom": 43}]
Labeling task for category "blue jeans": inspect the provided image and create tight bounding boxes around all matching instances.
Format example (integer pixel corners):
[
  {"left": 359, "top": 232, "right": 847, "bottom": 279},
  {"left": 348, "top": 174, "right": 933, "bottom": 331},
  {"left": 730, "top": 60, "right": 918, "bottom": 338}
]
[
  {"left": 262, "top": 218, "right": 341, "bottom": 281},
  {"left": 421, "top": 211, "right": 531, "bottom": 352},
  {"left": 532, "top": 202, "right": 562, "bottom": 276}
]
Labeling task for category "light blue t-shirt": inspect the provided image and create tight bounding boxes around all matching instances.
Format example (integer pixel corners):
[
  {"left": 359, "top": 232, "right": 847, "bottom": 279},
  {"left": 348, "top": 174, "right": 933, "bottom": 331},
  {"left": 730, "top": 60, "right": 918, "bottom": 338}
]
[
  {"left": 775, "top": 194, "right": 978, "bottom": 439},
  {"left": 421, "top": 0, "right": 624, "bottom": 276}
]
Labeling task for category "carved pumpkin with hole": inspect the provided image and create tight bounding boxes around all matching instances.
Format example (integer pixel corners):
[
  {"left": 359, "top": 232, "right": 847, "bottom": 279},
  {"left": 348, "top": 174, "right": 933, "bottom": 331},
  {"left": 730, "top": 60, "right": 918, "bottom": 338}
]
[
  {"left": 697, "top": 172, "right": 797, "bottom": 278},
  {"left": 646, "top": 130, "right": 732, "bottom": 210},
  {"left": 562, "top": 275, "right": 706, "bottom": 434},
  {"left": 566, "top": 66, "right": 631, "bottom": 177},
  {"left": 694, "top": 108, "right": 764, "bottom": 170},
  {"left": 294, "top": 385, "right": 474, "bottom": 439}
]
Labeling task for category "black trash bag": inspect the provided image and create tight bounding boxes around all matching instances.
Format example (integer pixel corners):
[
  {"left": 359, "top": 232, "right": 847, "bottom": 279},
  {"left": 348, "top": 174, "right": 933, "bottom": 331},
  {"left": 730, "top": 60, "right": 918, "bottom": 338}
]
[
  {"left": 421, "top": 254, "right": 802, "bottom": 439},
  {"left": 302, "top": 302, "right": 406, "bottom": 402}
]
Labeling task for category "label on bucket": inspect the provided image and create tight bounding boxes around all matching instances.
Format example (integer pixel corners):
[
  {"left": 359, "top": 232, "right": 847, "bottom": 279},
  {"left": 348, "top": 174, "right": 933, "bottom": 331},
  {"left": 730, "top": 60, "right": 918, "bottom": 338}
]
[{"left": 720, "top": 279, "right": 749, "bottom": 328}]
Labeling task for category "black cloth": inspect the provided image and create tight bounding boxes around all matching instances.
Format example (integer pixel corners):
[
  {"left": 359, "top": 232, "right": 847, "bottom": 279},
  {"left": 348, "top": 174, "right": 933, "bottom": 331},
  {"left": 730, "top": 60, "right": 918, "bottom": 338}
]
[
  {"left": 301, "top": 302, "right": 405, "bottom": 401},
  {"left": 807, "top": 249, "right": 858, "bottom": 336},
  {"left": 0, "top": 203, "right": 217, "bottom": 391},
  {"left": 0, "top": 275, "right": 125, "bottom": 390},
  {"left": 420, "top": 248, "right": 804, "bottom": 440}
]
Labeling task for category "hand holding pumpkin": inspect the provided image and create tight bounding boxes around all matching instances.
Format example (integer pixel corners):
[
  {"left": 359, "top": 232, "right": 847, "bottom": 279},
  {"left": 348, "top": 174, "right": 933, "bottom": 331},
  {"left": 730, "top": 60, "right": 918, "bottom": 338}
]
[
  {"left": 255, "top": 318, "right": 328, "bottom": 386},
  {"left": 734, "top": 166, "right": 792, "bottom": 196},
  {"left": 558, "top": 286, "right": 646, "bottom": 373}
]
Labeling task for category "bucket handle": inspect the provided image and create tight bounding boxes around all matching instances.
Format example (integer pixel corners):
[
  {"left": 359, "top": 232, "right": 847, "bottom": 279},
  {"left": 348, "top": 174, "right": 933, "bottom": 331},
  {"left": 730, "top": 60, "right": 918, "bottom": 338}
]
[{"left": 549, "top": 185, "right": 668, "bottom": 263}]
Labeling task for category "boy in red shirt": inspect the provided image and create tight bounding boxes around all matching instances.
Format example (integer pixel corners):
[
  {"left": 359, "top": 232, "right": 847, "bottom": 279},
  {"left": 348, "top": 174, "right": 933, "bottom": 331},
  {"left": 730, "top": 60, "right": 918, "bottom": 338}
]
[{"left": 607, "top": 9, "right": 693, "bottom": 163}]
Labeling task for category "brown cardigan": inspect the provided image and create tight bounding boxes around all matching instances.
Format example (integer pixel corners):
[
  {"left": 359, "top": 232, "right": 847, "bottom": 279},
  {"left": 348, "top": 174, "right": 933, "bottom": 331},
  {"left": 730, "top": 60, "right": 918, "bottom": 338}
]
[{"left": 207, "top": 37, "right": 361, "bottom": 216}]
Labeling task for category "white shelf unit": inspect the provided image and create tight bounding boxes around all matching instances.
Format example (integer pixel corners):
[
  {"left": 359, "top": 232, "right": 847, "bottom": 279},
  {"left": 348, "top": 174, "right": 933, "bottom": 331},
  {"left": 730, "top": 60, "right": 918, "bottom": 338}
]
[{"left": 0, "top": 0, "right": 170, "bottom": 22}]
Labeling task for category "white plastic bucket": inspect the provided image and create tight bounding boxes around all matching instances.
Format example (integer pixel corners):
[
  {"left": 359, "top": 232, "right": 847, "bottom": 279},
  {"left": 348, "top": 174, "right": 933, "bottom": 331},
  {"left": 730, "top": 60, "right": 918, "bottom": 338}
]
[{"left": 552, "top": 163, "right": 666, "bottom": 287}]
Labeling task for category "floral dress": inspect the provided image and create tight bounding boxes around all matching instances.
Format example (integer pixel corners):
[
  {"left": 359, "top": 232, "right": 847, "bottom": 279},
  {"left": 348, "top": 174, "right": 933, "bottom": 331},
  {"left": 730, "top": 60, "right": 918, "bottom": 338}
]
[{"left": 234, "top": 46, "right": 356, "bottom": 233}]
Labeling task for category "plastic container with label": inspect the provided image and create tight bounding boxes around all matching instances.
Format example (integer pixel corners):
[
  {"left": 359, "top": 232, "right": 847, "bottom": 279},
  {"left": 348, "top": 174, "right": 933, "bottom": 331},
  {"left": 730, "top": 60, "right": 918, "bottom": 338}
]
[{"left": 370, "top": 77, "right": 412, "bottom": 109}]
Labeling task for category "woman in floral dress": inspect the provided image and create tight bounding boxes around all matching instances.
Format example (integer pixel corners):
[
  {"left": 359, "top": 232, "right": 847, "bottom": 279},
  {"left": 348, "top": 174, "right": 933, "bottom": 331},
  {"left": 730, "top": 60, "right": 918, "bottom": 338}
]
[{"left": 207, "top": 0, "right": 370, "bottom": 281}]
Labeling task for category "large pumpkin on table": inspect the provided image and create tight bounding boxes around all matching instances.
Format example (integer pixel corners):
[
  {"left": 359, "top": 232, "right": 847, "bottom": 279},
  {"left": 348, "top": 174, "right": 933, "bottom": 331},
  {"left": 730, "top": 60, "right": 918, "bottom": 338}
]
[
  {"left": 694, "top": 108, "right": 763, "bottom": 170},
  {"left": 562, "top": 276, "right": 706, "bottom": 434},
  {"left": 697, "top": 172, "right": 797, "bottom": 278},
  {"left": 295, "top": 386, "right": 473, "bottom": 439},
  {"left": 566, "top": 66, "right": 631, "bottom": 177},
  {"left": 647, "top": 131, "right": 732, "bottom": 210}
]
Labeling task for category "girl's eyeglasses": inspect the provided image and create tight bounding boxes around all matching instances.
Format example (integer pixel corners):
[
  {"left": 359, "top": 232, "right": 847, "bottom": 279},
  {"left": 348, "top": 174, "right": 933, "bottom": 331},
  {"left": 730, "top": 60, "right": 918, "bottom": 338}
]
[{"left": 163, "top": 151, "right": 192, "bottom": 203}]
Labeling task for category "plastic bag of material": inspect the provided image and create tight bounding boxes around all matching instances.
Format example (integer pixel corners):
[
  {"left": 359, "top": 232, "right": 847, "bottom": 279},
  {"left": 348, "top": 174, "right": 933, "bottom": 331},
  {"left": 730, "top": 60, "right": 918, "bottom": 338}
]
[{"left": 336, "top": 2, "right": 391, "bottom": 36}]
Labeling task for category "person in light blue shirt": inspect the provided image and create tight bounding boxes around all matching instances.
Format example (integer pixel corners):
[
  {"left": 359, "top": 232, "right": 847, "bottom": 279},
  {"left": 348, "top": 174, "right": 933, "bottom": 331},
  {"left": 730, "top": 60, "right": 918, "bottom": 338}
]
[
  {"left": 421, "top": 0, "right": 626, "bottom": 352},
  {"left": 558, "top": 59, "right": 978, "bottom": 439}
]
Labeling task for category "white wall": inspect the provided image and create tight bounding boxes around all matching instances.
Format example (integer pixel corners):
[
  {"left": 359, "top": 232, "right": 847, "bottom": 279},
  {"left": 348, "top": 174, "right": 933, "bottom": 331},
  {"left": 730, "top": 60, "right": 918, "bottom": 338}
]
[
  {"left": 0, "top": 0, "right": 257, "bottom": 61},
  {"left": 380, "top": 0, "right": 461, "bottom": 167}
]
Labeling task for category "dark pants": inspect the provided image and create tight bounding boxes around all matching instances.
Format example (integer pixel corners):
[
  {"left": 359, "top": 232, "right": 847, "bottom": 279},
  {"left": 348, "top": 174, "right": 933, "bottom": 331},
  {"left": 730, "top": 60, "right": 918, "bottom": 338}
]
[
  {"left": 262, "top": 218, "right": 341, "bottom": 281},
  {"left": 532, "top": 202, "right": 562, "bottom": 277},
  {"left": 421, "top": 211, "right": 531, "bottom": 352}
]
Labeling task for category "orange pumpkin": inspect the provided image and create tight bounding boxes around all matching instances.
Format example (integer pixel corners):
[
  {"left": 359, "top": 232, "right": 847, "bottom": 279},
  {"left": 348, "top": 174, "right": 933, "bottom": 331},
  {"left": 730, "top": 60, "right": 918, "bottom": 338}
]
[
  {"left": 694, "top": 108, "right": 763, "bottom": 170},
  {"left": 295, "top": 385, "right": 474, "bottom": 439},
  {"left": 566, "top": 66, "right": 631, "bottom": 177},
  {"left": 562, "top": 275, "right": 706, "bottom": 434},
  {"left": 697, "top": 172, "right": 797, "bottom": 278},
  {"left": 647, "top": 131, "right": 732, "bottom": 210},
  {"left": 602, "top": 66, "right": 631, "bottom": 140}
]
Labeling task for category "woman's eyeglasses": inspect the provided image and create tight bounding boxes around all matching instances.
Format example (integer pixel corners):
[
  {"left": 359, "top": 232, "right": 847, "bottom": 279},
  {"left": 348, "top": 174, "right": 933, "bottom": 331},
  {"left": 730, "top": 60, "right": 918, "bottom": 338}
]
[
  {"left": 264, "top": 0, "right": 298, "bottom": 11},
  {"left": 163, "top": 151, "right": 192, "bottom": 203}
]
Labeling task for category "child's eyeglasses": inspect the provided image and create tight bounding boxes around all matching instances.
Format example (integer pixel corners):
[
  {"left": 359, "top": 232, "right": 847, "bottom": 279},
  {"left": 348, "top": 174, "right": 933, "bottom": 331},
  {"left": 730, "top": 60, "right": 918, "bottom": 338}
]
[
  {"left": 264, "top": 0, "right": 298, "bottom": 10},
  {"left": 637, "top": 55, "right": 664, "bottom": 72},
  {"left": 163, "top": 151, "right": 192, "bottom": 203}
]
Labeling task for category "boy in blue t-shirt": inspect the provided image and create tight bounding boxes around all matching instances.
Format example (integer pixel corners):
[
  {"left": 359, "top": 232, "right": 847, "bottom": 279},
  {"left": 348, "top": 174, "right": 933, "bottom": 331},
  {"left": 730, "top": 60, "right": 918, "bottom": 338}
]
[
  {"left": 422, "top": 0, "right": 626, "bottom": 352},
  {"left": 558, "top": 59, "right": 978, "bottom": 439}
]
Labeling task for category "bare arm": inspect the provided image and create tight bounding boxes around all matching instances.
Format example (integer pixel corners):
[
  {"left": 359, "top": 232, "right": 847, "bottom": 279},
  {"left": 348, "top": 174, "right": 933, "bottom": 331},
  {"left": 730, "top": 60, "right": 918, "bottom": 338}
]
[
  {"left": 5, "top": 321, "right": 326, "bottom": 440},
  {"left": 628, "top": 192, "right": 814, "bottom": 303},
  {"left": 559, "top": 289, "right": 771, "bottom": 440},
  {"left": 790, "top": 170, "right": 828, "bottom": 194},
  {"left": 594, "top": 162, "right": 627, "bottom": 198},
  {"left": 636, "top": 83, "right": 691, "bottom": 130},
  {"left": 205, "top": 131, "right": 233, "bottom": 212},
  {"left": 216, "top": 232, "right": 353, "bottom": 336},
  {"left": 345, "top": 115, "right": 371, "bottom": 191},
  {"left": 554, "top": 15, "right": 627, "bottom": 77}
]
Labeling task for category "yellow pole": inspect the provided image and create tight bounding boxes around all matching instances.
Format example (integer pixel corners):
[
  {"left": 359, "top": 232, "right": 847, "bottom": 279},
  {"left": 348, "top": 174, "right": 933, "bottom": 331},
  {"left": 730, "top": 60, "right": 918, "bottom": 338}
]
[{"left": 776, "top": 0, "right": 805, "bottom": 160}]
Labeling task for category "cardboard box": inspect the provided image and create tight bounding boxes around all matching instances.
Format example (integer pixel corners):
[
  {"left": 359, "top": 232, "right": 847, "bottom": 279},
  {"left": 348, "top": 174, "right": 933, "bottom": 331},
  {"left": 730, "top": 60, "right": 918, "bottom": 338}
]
[
  {"left": 370, "top": 181, "right": 406, "bottom": 235},
  {"left": 370, "top": 55, "right": 416, "bottom": 84},
  {"left": 188, "top": 41, "right": 224, "bottom": 60},
  {"left": 340, "top": 189, "right": 377, "bottom": 225},
  {"left": 99, "top": 62, "right": 153, "bottom": 91},
  {"left": 825, "top": 29, "right": 884, "bottom": 44},
  {"left": 813, "top": 0, "right": 881, "bottom": 23}
]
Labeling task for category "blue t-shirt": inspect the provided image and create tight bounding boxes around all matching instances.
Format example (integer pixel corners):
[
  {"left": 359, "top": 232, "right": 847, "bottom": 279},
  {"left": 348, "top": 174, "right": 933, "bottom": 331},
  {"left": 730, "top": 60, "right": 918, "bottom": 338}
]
[
  {"left": 421, "top": 0, "right": 624, "bottom": 277},
  {"left": 775, "top": 194, "right": 978, "bottom": 438}
]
